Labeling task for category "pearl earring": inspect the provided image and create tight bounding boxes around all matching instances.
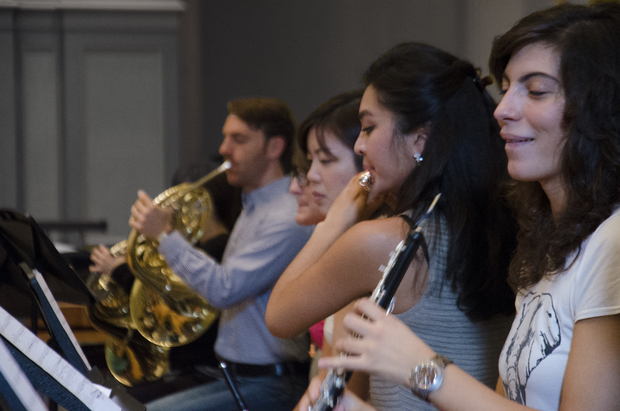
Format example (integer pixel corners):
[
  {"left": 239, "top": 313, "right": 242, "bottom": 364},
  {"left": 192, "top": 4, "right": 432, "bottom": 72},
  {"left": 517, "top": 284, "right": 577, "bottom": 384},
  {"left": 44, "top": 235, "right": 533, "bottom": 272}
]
[{"left": 414, "top": 152, "right": 423, "bottom": 164}]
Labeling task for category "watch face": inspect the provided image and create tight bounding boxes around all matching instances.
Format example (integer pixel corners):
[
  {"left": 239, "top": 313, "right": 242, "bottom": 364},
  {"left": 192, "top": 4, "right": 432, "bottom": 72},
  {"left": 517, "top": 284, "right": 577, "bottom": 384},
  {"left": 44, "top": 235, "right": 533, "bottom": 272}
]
[{"left": 414, "top": 363, "right": 440, "bottom": 390}]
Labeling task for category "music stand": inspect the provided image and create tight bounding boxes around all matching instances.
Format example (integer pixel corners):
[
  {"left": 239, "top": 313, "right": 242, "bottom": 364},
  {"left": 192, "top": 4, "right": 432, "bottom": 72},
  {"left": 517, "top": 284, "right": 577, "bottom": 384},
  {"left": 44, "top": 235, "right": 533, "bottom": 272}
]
[{"left": 0, "top": 209, "right": 145, "bottom": 410}]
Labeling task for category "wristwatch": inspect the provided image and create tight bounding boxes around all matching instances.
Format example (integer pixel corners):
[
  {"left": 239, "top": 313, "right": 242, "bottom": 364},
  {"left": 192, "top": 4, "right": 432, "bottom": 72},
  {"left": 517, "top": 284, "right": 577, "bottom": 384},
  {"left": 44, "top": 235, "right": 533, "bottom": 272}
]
[{"left": 409, "top": 354, "right": 453, "bottom": 402}]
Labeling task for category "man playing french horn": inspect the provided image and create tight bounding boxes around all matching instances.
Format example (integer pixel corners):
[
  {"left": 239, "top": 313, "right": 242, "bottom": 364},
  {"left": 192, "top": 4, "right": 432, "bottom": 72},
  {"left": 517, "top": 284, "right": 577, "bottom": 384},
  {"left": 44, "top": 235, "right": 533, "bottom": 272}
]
[{"left": 129, "top": 97, "right": 313, "bottom": 411}]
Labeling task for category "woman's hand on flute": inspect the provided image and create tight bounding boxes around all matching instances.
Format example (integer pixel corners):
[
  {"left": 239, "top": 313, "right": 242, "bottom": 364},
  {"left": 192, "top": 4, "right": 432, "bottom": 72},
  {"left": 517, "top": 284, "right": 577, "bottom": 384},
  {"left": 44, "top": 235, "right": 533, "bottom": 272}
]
[
  {"left": 321, "top": 174, "right": 385, "bottom": 233},
  {"left": 318, "top": 297, "right": 436, "bottom": 388},
  {"left": 295, "top": 376, "right": 322, "bottom": 411},
  {"left": 297, "top": 376, "right": 377, "bottom": 411}
]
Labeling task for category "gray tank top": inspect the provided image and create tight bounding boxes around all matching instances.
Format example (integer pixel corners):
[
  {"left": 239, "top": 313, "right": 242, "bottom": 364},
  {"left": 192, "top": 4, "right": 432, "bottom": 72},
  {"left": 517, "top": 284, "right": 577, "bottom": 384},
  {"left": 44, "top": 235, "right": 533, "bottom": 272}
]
[{"left": 369, "top": 217, "right": 513, "bottom": 411}]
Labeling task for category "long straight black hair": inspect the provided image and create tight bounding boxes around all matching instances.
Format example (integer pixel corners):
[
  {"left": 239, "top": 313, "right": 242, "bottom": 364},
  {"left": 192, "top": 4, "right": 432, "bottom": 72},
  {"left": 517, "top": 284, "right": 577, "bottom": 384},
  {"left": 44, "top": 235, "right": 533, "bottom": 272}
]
[{"left": 364, "top": 43, "right": 516, "bottom": 320}]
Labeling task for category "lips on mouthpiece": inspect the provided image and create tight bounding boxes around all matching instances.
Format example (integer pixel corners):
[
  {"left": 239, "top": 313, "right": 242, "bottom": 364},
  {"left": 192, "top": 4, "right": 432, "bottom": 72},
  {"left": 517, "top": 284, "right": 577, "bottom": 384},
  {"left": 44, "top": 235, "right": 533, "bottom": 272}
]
[{"left": 507, "top": 138, "right": 534, "bottom": 143}]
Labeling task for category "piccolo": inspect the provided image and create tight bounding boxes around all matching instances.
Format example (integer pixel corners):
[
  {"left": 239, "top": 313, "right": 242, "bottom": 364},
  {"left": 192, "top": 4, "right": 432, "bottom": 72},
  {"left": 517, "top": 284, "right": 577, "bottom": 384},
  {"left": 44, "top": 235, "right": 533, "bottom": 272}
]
[{"left": 310, "top": 192, "right": 441, "bottom": 411}]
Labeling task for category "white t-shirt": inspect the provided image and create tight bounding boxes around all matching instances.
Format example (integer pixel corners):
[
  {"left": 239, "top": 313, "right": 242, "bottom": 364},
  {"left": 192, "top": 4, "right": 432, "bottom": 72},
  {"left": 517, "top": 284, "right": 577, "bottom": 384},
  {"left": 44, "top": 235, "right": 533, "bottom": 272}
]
[{"left": 499, "top": 208, "right": 620, "bottom": 410}]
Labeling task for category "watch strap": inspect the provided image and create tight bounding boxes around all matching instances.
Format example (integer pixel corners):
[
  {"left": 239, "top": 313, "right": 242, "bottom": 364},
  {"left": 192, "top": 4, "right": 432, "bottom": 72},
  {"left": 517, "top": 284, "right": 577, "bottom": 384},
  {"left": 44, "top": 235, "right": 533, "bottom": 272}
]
[{"left": 433, "top": 354, "right": 453, "bottom": 368}]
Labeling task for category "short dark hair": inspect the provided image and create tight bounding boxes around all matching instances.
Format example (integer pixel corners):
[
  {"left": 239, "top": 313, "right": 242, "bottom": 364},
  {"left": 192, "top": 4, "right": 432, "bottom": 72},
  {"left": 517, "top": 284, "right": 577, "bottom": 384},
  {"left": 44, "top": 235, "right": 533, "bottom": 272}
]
[
  {"left": 363, "top": 42, "right": 516, "bottom": 320},
  {"left": 297, "top": 90, "right": 364, "bottom": 172},
  {"left": 291, "top": 142, "right": 311, "bottom": 174},
  {"left": 227, "top": 97, "right": 296, "bottom": 173},
  {"left": 489, "top": 3, "right": 620, "bottom": 290}
]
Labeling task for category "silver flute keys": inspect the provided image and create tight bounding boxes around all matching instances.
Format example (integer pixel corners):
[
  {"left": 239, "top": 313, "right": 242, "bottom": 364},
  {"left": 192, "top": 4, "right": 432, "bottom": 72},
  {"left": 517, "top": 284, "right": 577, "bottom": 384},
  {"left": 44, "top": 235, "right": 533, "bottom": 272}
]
[{"left": 309, "top": 193, "right": 441, "bottom": 411}]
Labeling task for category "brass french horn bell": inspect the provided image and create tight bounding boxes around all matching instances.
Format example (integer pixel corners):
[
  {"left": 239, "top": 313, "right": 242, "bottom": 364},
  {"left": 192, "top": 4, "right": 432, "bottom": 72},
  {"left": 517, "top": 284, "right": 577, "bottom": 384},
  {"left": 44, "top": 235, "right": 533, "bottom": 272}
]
[
  {"left": 87, "top": 161, "right": 231, "bottom": 386},
  {"left": 104, "top": 330, "right": 170, "bottom": 387},
  {"left": 86, "top": 240, "right": 170, "bottom": 386},
  {"left": 126, "top": 161, "right": 230, "bottom": 347}
]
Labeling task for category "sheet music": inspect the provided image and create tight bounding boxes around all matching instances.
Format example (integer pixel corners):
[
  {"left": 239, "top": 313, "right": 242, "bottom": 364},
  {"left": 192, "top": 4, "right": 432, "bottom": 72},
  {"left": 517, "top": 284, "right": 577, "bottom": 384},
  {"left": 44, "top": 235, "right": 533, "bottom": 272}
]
[
  {"left": 31, "top": 267, "right": 92, "bottom": 371},
  {"left": 0, "top": 337, "right": 47, "bottom": 410},
  {"left": 0, "top": 306, "right": 121, "bottom": 411}
]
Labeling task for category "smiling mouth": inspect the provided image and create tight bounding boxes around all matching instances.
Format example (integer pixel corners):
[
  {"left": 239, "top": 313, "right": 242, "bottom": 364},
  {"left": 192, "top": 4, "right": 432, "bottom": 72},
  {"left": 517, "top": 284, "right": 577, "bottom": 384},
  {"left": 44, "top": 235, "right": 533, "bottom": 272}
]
[{"left": 502, "top": 133, "right": 534, "bottom": 144}]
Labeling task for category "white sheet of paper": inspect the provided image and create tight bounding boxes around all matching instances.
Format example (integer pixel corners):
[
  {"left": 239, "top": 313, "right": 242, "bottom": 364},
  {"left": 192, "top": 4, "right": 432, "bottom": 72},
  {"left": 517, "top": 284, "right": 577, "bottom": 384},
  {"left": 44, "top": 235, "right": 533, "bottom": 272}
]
[
  {"left": 0, "top": 337, "right": 47, "bottom": 410},
  {"left": 32, "top": 268, "right": 91, "bottom": 371},
  {"left": 0, "top": 306, "right": 121, "bottom": 411}
]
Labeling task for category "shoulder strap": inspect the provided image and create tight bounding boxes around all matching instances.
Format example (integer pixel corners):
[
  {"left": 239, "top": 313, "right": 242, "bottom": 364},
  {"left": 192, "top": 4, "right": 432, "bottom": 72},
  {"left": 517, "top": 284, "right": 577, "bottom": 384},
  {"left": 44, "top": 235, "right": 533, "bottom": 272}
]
[
  {"left": 398, "top": 214, "right": 430, "bottom": 265},
  {"left": 399, "top": 214, "right": 416, "bottom": 229}
]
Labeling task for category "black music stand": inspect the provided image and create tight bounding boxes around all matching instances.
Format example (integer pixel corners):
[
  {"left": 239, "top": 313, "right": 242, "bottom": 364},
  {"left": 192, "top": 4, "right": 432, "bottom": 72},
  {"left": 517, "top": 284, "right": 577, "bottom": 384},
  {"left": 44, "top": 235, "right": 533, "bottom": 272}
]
[
  {"left": 0, "top": 209, "right": 145, "bottom": 411},
  {"left": 0, "top": 210, "right": 92, "bottom": 317}
]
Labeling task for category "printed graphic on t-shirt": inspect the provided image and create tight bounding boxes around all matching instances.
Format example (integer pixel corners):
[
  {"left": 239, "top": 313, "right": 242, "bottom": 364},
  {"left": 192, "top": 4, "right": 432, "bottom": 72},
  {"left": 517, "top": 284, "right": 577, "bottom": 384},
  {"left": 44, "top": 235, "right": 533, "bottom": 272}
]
[{"left": 502, "top": 292, "right": 561, "bottom": 404}]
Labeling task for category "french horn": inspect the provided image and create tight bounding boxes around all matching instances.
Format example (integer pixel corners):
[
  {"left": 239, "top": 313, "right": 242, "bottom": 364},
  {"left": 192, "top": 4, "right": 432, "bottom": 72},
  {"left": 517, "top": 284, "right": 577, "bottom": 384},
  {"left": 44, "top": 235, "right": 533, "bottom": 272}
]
[
  {"left": 87, "top": 161, "right": 230, "bottom": 385},
  {"left": 86, "top": 240, "right": 171, "bottom": 386},
  {"left": 104, "top": 329, "right": 170, "bottom": 387}
]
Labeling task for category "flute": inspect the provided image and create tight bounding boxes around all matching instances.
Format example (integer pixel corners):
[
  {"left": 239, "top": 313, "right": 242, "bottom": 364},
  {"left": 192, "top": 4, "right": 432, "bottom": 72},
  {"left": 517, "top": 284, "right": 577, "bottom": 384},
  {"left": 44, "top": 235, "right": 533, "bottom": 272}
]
[{"left": 310, "top": 189, "right": 441, "bottom": 411}]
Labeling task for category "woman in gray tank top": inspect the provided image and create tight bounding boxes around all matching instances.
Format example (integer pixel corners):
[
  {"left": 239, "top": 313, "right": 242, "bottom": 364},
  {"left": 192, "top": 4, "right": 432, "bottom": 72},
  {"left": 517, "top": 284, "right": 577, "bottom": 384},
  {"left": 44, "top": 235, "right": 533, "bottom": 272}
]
[{"left": 266, "top": 42, "right": 517, "bottom": 410}]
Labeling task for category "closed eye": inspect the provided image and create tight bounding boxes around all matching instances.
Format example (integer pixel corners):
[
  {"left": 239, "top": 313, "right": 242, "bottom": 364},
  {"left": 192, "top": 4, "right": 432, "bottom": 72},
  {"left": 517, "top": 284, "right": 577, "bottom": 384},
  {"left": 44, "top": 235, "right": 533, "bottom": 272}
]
[
  {"left": 529, "top": 90, "right": 547, "bottom": 97},
  {"left": 362, "top": 126, "right": 374, "bottom": 134}
]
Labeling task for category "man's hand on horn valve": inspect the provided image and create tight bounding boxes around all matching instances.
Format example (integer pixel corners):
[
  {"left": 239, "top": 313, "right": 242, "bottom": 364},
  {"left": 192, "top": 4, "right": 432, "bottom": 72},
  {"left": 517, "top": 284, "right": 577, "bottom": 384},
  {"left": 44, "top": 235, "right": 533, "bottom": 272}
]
[{"left": 129, "top": 190, "right": 173, "bottom": 240}]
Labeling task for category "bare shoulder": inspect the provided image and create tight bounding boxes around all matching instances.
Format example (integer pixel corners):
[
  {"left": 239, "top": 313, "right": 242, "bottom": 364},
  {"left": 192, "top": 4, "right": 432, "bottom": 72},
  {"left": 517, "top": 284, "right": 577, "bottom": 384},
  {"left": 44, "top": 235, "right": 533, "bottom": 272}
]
[
  {"left": 330, "top": 216, "right": 411, "bottom": 269},
  {"left": 341, "top": 216, "right": 410, "bottom": 248}
]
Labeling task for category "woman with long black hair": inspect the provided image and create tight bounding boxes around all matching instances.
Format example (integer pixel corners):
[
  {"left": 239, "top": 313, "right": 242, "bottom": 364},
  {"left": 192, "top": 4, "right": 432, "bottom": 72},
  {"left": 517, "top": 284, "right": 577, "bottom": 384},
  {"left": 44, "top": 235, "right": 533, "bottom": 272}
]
[{"left": 266, "top": 42, "right": 517, "bottom": 410}]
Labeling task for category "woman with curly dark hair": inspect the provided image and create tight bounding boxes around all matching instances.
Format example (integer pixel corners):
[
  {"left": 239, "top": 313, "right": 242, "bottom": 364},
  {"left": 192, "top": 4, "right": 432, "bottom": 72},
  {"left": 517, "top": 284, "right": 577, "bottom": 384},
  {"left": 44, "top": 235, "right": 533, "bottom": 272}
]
[{"left": 319, "top": 3, "right": 620, "bottom": 411}]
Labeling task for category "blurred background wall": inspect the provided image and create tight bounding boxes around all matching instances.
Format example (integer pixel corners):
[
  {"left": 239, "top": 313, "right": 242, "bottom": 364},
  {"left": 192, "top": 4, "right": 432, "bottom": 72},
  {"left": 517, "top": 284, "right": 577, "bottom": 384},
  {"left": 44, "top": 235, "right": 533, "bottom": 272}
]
[{"left": 0, "top": 0, "right": 566, "bottom": 246}]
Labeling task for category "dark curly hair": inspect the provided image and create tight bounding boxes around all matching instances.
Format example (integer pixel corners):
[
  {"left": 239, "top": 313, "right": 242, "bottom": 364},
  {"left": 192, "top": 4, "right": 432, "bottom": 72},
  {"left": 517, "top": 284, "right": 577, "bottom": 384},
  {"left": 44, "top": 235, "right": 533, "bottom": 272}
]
[
  {"left": 363, "top": 43, "right": 517, "bottom": 320},
  {"left": 489, "top": 3, "right": 620, "bottom": 291}
]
